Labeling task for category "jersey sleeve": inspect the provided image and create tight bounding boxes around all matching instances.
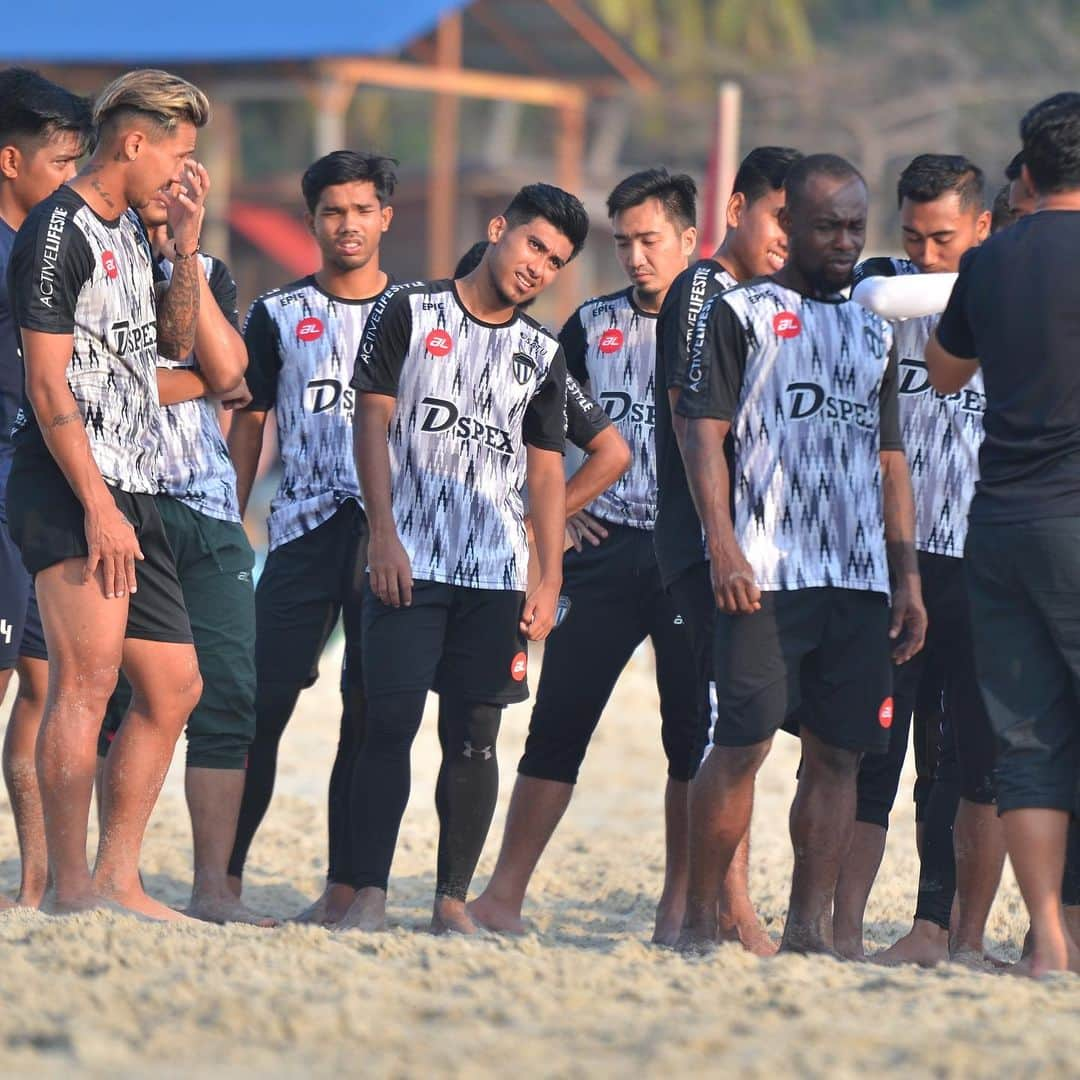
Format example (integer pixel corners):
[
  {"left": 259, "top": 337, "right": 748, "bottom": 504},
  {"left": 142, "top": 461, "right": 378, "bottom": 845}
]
[
  {"left": 9, "top": 208, "right": 94, "bottom": 334},
  {"left": 564, "top": 372, "right": 611, "bottom": 450},
  {"left": 242, "top": 300, "right": 282, "bottom": 411},
  {"left": 879, "top": 342, "right": 903, "bottom": 451},
  {"left": 523, "top": 345, "right": 567, "bottom": 453},
  {"left": 557, "top": 309, "right": 589, "bottom": 386},
  {"left": 207, "top": 257, "right": 241, "bottom": 330},
  {"left": 675, "top": 295, "right": 748, "bottom": 421},
  {"left": 934, "top": 248, "right": 977, "bottom": 360},
  {"left": 851, "top": 256, "right": 898, "bottom": 289},
  {"left": 657, "top": 268, "right": 693, "bottom": 390},
  {"left": 351, "top": 287, "right": 413, "bottom": 396}
]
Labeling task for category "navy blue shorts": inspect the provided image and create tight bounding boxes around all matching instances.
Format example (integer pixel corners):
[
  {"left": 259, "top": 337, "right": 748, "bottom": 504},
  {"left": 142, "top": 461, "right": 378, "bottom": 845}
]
[{"left": 0, "top": 506, "right": 47, "bottom": 668}]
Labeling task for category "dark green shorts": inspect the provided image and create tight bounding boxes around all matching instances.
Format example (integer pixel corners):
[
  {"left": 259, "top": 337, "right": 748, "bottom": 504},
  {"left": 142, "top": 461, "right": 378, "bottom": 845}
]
[{"left": 100, "top": 497, "right": 256, "bottom": 769}]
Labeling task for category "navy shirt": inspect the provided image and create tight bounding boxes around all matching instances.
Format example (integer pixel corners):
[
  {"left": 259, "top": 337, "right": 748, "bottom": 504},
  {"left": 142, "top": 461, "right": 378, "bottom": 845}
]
[
  {"left": 936, "top": 210, "right": 1080, "bottom": 524},
  {"left": 0, "top": 217, "right": 20, "bottom": 498}
]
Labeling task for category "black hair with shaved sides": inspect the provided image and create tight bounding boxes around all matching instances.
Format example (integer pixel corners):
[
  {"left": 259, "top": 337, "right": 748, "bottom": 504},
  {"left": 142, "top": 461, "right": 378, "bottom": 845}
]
[
  {"left": 605, "top": 166, "right": 697, "bottom": 230},
  {"left": 0, "top": 67, "right": 92, "bottom": 150},
  {"left": 454, "top": 240, "right": 488, "bottom": 279},
  {"left": 503, "top": 183, "right": 589, "bottom": 260},
  {"left": 1005, "top": 151, "right": 1024, "bottom": 182},
  {"left": 732, "top": 146, "right": 804, "bottom": 205},
  {"left": 897, "top": 153, "right": 985, "bottom": 211},
  {"left": 1021, "top": 92, "right": 1080, "bottom": 194},
  {"left": 990, "top": 184, "right": 1014, "bottom": 233},
  {"left": 784, "top": 153, "right": 866, "bottom": 212},
  {"left": 301, "top": 150, "right": 398, "bottom": 213}
]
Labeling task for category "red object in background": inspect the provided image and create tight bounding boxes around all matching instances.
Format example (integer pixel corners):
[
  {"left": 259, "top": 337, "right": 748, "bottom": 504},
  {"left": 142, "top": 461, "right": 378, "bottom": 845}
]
[{"left": 229, "top": 202, "right": 320, "bottom": 276}]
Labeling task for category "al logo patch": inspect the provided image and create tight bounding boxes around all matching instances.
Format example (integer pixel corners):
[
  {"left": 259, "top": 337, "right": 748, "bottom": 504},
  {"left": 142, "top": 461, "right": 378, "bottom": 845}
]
[
  {"left": 510, "top": 651, "right": 528, "bottom": 682},
  {"left": 101, "top": 251, "right": 119, "bottom": 280},
  {"left": 773, "top": 311, "right": 801, "bottom": 339},
  {"left": 296, "top": 316, "right": 324, "bottom": 342},
  {"left": 878, "top": 697, "right": 894, "bottom": 729},
  {"left": 425, "top": 329, "right": 453, "bottom": 357},
  {"left": 598, "top": 328, "right": 624, "bottom": 355}
]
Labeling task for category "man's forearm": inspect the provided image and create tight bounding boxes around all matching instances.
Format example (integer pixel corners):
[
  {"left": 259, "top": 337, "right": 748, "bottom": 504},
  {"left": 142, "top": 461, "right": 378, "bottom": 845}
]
[
  {"left": 157, "top": 254, "right": 201, "bottom": 360},
  {"left": 681, "top": 417, "right": 737, "bottom": 556},
  {"left": 881, "top": 450, "right": 919, "bottom": 580},
  {"left": 158, "top": 367, "right": 208, "bottom": 406},
  {"left": 565, "top": 428, "right": 630, "bottom": 517},
  {"left": 354, "top": 399, "right": 397, "bottom": 538},
  {"left": 526, "top": 449, "right": 566, "bottom": 587},
  {"left": 227, "top": 410, "right": 266, "bottom": 518},
  {"left": 192, "top": 272, "right": 246, "bottom": 393}
]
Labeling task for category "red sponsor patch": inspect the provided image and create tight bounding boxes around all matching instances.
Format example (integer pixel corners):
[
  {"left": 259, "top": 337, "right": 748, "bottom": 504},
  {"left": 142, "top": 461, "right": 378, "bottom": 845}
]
[
  {"left": 878, "top": 697, "right": 894, "bottom": 729},
  {"left": 510, "top": 651, "right": 528, "bottom": 682},
  {"left": 101, "top": 251, "right": 119, "bottom": 280},
  {"left": 296, "top": 316, "right": 324, "bottom": 342},
  {"left": 598, "top": 328, "right": 624, "bottom": 355},
  {"left": 425, "top": 329, "right": 453, "bottom": 357},
  {"left": 773, "top": 311, "right": 801, "bottom": 339}
]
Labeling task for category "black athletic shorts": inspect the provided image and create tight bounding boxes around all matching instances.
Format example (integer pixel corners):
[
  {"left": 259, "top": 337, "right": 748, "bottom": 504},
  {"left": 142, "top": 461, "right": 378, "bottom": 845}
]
[
  {"left": 856, "top": 552, "right": 994, "bottom": 828},
  {"left": 6, "top": 452, "right": 192, "bottom": 644},
  {"left": 100, "top": 497, "right": 256, "bottom": 769},
  {"left": 966, "top": 517, "right": 1080, "bottom": 816},
  {"left": 362, "top": 578, "right": 528, "bottom": 705},
  {"left": 518, "top": 522, "right": 708, "bottom": 785},
  {"left": 0, "top": 503, "right": 46, "bottom": 666},
  {"left": 712, "top": 586, "right": 892, "bottom": 753}
]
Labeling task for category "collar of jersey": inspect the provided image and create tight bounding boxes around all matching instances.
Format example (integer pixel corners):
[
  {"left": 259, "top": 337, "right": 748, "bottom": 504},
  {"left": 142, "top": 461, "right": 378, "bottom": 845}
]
[
  {"left": 450, "top": 279, "right": 521, "bottom": 330},
  {"left": 305, "top": 272, "right": 390, "bottom": 306}
]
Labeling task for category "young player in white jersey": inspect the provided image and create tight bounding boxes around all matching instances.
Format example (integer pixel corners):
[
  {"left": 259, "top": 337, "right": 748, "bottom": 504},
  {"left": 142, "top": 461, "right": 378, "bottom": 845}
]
[
  {"left": 836, "top": 155, "right": 996, "bottom": 966},
  {"left": 225, "top": 152, "right": 397, "bottom": 926},
  {"left": 6, "top": 70, "right": 209, "bottom": 920},
  {"left": 676, "top": 155, "right": 926, "bottom": 954},
  {"left": 470, "top": 169, "right": 704, "bottom": 944},
  {"left": 654, "top": 147, "right": 802, "bottom": 954},
  {"left": 339, "top": 183, "right": 587, "bottom": 935}
]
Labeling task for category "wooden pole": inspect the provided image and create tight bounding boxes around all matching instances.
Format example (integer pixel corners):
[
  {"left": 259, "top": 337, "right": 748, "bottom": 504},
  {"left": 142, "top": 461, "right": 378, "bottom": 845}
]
[
  {"left": 428, "top": 11, "right": 463, "bottom": 278},
  {"left": 200, "top": 97, "right": 235, "bottom": 267},
  {"left": 555, "top": 99, "right": 586, "bottom": 317},
  {"left": 714, "top": 81, "right": 742, "bottom": 247}
]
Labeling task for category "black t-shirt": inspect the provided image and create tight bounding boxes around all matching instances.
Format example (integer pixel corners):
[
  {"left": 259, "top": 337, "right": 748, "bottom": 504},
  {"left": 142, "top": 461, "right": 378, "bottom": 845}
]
[{"left": 936, "top": 210, "right": 1080, "bottom": 524}]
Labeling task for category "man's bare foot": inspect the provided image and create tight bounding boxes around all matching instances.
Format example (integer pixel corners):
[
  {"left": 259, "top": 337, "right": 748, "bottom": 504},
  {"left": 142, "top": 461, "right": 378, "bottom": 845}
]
[
  {"left": 15, "top": 883, "right": 47, "bottom": 909},
  {"left": 99, "top": 884, "right": 191, "bottom": 923},
  {"left": 187, "top": 891, "right": 278, "bottom": 927},
  {"left": 949, "top": 947, "right": 998, "bottom": 973},
  {"left": 1013, "top": 934, "right": 1080, "bottom": 978},
  {"left": 292, "top": 883, "right": 356, "bottom": 926},
  {"left": 39, "top": 888, "right": 103, "bottom": 916},
  {"left": 467, "top": 892, "right": 526, "bottom": 935},
  {"left": 721, "top": 916, "right": 780, "bottom": 957},
  {"left": 779, "top": 927, "right": 839, "bottom": 957},
  {"left": 675, "top": 915, "right": 718, "bottom": 955},
  {"left": 431, "top": 896, "right": 479, "bottom": 935},
  {"left": 652, "top": 896, "right": 685, "bottom": 946},
  {"left": 872, "top": 920, "right": 949, "bottom": 968},
  {"left": 335, "top": 887, "right": 387, "bottom": 932}
]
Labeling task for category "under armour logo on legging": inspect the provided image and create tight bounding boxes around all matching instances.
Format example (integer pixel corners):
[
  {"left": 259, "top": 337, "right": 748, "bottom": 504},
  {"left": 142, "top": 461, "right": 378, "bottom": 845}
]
[{"left": 463, "top": 741, "right": 494, "bottom": 761}]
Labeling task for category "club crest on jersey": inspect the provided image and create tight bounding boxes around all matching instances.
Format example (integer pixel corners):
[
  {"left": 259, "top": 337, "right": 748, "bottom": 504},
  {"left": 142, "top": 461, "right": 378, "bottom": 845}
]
[
  {"left": 512, "top": 351, "right": 536, "bottom": 386},
  {"left": 425, "top": 329, "right": 453, "bottom": 357},
  {"left": 510, "top": 651, "right": 528, "bottom": 681},
  {"left": 773, "top": 312, "right": 801, "bottom": 339},
  {"left": 598, "top": 328, "right": 624, "bottom": 355},
  {"left": 101, "top": 251, "right": 119, "bottom": 280},
  {"left": 296, "top": 317, "right": 324, "bottom": 342}
]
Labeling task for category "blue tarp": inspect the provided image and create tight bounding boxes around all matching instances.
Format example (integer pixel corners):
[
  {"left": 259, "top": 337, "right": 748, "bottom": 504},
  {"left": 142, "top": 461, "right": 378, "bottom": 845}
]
[{"left": 3, "top": 1, "right": 465, "bottom": 63}]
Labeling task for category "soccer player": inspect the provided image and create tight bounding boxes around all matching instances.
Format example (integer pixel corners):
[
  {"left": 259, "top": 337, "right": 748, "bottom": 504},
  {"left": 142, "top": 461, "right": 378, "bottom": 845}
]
[
  {"left": 225, "top": 152, "right": 397, "bottom": 926},
  {"left": 470, "top": 168, "right": 703, "bottom": 944},
  {"left": 96, "top": 178, "right": 268, "bottom": 925},
  {"left": 0, "top": 69, "right": 91, "bottom": 909},
  {"left": 654, "top": 146, "right": 802, "bottom": 954},
  {"left": 339, "top": 183, "right": 587, "bottom": 934},
  {"left": 6, "top": 69, "right": 209, "bottom": 919},
  {"left": 834, "top": 155, "right": 995, "bottom": 965},
  {"left": 927, "top": 92, "right": 1080, "bottom": 976},
  {"left": 676, "top": 154, "right": 926, "bottom": 954},
  {"left": 1005, "top": 151, "right": 1037, "bottom": 218}
]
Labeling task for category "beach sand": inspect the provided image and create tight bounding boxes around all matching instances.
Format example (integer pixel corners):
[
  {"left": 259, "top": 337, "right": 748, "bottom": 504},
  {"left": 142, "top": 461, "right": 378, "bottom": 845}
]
[{"left": 1, "top": 641, "right": 1076, "bottom": 1077}]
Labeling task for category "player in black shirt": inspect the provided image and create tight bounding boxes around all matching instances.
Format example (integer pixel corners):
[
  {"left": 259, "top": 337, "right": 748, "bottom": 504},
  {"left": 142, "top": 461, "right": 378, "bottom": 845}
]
[
  {"left": 0, "top": 69, "right": 91, "bottom": 910},
  {"left": 655, "top": 146, "right": 802, "bottom": 954},
  {"left": 927, "top": 93, "right": 1080, "bottom": 976},
  {"left": 7, "top": 70, "right": 209, "bottom": 919},
  {"left": 339, "top": 184, "right": 587, "bottom": 935}
]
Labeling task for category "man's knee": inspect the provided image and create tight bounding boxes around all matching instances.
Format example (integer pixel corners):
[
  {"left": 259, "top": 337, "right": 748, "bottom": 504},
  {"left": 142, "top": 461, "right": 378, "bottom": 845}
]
[
  {"left": 802, "top": 733, "right": 861, "bottom": 780},
  {"left": 54, "top": 659, "right": 121, "bottom": 715},
  {"left": 708, "top": 738, "right": 772, "bottom": 782}
]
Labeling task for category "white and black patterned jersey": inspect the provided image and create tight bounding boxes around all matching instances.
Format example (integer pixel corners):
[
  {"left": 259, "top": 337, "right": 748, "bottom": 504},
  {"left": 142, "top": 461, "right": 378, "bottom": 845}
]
[
  {"left": 244, "top": 274, "right": 393, "bottom": 551},
  {"left": 156, "top": 252, "right": 242, "bottom": 522},
  {"left": 853, "top": 257, "right": 984, "bottom": 558},
  {"left": 654, "top": 258, "right": 739, "bottom": 586},
  {"left": 351, "top": 279, "right": 566, "bottom": 592},
  {"left": 678, "top": 278, "right": 901, "bottom": 596},
  {"left": 561, "top": 287, "right": 657, "bottom": 528},
  {"left": 8, "top": 186, "right": 161, "bottom": 493}
]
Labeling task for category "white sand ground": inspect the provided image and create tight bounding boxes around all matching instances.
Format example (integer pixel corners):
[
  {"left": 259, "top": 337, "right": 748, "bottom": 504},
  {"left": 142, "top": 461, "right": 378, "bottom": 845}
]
[{"left": 0, "top": 641, "right": 1076, "bottom": 1077}]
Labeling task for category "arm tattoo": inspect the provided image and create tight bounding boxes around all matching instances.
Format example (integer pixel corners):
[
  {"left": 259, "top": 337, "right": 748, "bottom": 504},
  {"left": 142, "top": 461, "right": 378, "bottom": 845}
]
[
  {"left": 48, "top": 410, "right": 83, "bottom": 430},
  {"left": 156, "top": 253, "right": 200, "bottom": 360}
]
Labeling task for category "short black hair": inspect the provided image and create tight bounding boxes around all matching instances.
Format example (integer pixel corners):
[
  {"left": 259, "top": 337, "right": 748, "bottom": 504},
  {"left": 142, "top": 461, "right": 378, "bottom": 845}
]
[
  {"left": 990, "top": 184, "right": 1014, "bottom": 233},
  {"left": 1005, "top": 151, "right": 1024, "bottom": 182},
  {"left": 454, "top": 240, "right": 488, "bottom": 279},
  {"left": 301, "top": 150, "right": 398, "bottom": 213},
  {"left": 785, "top": 153, "right": 866, "bottom": 211},
  {"left": 1020, "top": 92, "right": 1080, "bottom": 194},
  {"left": 605, "top": 166, "right": 697, "bottom": 230},
  {"left": 732, "top": 146, "right": 804, "bottom": 205},
  {"left": 0, "top": 68, "right": 92, "bottom": 151},
  {"left": 897, "top": 153, "right": 985, "bottom": 211},
  {"left": 503, "top": 183, "right": 589, "bottom": 260}
]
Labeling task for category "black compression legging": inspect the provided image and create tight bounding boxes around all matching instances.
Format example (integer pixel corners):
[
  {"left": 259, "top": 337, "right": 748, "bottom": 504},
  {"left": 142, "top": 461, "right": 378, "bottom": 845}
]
[{"left": 347, "top": 691, "right": 502, "bottom": 900}]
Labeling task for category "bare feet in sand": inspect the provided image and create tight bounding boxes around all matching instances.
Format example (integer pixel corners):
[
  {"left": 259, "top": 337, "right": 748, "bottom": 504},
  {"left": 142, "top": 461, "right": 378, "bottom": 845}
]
[
  {"left": 187, "top": 891, "right": 278, "bottom": 927},
  {"left": 431, "top": 897, "right": 479, "bottom": 935},
  {"left": 292, "top": 883, "right": 356, "bottom": 926},
  {"left": 674, "top": 908, "right": 718, "bottom": 955},
  {"left": 98, "top": 884, "right": 192, "bottom": 923},
  {"left": 720, "top": 916, "right": 780, "bottom": 958},
  {"left": 39, "top": 888, "right": 104, "bottom": 916},
  {"left": 335, "top": 887, "right": 387, "bottom": 932},
  {"left": 652, "top": 896, "right": 686, "bottom": 947},
  {"left": 467, "top": 893, "right": 526, "bottom": 935},
  {"left": 872, "top": 920, "right": 949, "bottom": 968}
]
